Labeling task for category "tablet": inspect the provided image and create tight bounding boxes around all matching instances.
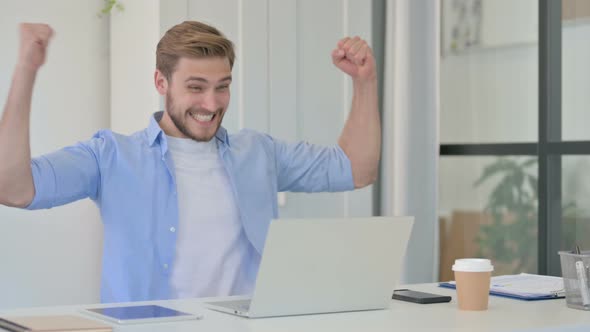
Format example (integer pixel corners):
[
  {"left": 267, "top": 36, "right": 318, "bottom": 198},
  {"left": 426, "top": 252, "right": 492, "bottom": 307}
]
[{"left": 83, "top": 304, "right": 202, "bottom": 324}]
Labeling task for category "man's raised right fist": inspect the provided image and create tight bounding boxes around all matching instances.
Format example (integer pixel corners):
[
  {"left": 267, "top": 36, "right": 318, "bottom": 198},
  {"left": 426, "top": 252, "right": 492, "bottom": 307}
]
[{"left": 18, "top": 23, "right": 54, "bottom": 71}]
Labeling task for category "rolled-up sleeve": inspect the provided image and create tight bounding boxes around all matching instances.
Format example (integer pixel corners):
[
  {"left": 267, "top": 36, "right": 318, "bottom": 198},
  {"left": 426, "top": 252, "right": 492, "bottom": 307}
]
[
  {"left": 273, "top": 137, "right": 354, "bottom": 193},
  {"left": 25, "top": 135, "right": 104, "bottom": 210}
]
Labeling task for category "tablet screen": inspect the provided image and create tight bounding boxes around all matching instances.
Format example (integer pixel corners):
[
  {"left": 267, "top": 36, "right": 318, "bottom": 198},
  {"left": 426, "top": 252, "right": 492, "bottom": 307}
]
[{"left": 86, "top": 305, "right": 193, "bottom": 321}]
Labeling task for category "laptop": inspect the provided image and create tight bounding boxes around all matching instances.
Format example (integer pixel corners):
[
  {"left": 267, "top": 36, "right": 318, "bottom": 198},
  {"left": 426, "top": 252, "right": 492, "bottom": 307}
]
[{"left": 204, "top": 216, "right": 414, "bottom": 318}]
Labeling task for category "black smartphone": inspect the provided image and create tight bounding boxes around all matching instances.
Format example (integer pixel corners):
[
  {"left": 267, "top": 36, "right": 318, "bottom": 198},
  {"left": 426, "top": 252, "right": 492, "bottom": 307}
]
[{"left": 392, "top": 289, "right": 452, "bottom": 304}]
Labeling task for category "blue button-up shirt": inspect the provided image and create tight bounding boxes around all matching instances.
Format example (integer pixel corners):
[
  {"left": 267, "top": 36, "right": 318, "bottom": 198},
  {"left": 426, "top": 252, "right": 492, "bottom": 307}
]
[{"left": 25, "top": 111, "right": 354, "bottom": 303}]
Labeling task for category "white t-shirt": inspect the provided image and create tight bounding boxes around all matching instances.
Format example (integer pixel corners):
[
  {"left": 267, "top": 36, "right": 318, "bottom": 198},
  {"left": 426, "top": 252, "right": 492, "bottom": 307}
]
[{"left": 166, "top": 135, "right": 260, "bottom": 298}]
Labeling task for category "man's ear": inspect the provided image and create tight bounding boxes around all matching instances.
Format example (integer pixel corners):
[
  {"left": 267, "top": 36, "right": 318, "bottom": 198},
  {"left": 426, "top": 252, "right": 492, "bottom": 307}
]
[{"left": 154, "top": 70, "right": 169, "bottom": 96}]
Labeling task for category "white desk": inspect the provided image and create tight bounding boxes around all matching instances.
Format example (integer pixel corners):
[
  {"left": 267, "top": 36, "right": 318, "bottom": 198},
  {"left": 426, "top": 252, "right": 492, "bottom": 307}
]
[{"left": 1, "top": 283, "right": 590, "bottom": 332}]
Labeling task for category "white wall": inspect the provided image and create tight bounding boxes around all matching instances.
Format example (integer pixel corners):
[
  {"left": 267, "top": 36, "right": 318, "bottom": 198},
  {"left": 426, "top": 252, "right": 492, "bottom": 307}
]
[
  {"left": 110, "top": 0, "right": 161, "bottom": 134},
  {"left": 0, "top": 0, "right": 109, "bottom": 308},
  {"left": 381, "top": 0, "right": 440, "bottom": 283},
  {"left": 563, "top": 21, "right": 590, "bottom": 142},
  {"left": 440, "top": 45, "right": 538, "bottom": 145}
]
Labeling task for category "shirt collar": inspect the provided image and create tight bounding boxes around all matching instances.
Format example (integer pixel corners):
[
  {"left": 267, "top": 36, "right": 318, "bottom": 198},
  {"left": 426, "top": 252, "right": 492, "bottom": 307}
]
[{"left": 147, "top": 111, "right": 230, "bottom": 148}]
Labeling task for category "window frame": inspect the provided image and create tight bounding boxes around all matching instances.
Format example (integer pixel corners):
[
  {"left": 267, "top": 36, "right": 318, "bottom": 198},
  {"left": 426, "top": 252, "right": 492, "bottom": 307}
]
[{"left": 439, "top": 0, "right": 590, "bottom": 275}]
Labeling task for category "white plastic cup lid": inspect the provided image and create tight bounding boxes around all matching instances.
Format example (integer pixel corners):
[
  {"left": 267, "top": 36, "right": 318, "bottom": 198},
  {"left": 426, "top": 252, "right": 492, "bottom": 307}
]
[{"left": 452, "top": 258, "right": 494, "bottom": 272}]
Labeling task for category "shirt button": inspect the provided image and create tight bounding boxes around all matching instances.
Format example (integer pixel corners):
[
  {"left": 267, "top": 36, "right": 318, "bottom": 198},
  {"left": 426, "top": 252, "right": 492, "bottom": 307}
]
[
  {"left": 170, "top": 227, "right": 176, "bottom": 233},
  {"left": 163, "top": 263, "right": 168, "bottom": 269}
]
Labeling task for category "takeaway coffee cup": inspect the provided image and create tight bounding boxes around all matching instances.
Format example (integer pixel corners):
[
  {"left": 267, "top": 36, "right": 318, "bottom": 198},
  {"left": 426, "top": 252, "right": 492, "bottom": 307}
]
[{"left": 452, "top": 258, "right": 494, "bottom": 311}]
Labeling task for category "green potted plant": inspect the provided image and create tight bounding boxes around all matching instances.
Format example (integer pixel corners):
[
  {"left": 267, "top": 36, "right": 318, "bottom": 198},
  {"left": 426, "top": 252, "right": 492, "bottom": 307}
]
[
  {"left": 98, "top": 0, "right": 124, "bottom": 18},
  {"left": 474, "top": 157, "right": 538, "bottom": 273},
  {"left": 474, "top": 157, "right": 581, "bottom": 274}
]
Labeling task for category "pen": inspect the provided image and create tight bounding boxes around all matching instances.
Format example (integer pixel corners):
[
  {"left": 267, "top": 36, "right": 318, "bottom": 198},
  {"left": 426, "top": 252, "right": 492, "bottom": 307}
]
[{"left": 575, "top": 260, "right": 590, "bottom": 306}]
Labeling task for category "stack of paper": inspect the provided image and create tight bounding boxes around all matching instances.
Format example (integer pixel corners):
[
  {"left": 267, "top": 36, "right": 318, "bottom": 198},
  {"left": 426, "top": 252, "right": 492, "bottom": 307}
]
[{"left": 439, "top": 273, "right": 565, "bottom": 301}]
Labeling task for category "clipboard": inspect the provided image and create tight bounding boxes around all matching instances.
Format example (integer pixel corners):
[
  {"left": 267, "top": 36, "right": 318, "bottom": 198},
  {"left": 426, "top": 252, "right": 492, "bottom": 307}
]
[
  {"left": 439, "top": 273, "right": 565, "bottom": 301},
  {"left": 439, "top": 282, "right": 564, "bottom": 301}
]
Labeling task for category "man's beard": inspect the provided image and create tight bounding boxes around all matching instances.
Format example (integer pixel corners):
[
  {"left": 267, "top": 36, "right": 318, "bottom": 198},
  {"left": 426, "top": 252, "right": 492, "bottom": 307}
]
[{"left": 165, "top": 92, "right": 223, "bottom": 142}]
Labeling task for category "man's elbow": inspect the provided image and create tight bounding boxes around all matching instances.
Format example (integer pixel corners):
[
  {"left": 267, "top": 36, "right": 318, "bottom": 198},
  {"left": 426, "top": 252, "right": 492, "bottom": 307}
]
[
  {"left": 0, "top": 187, "right": 34, "bottom": 208},
  {"left": 353, "top": 170, "right": 378, "bottom": 189},
  {"left": 0, "top": 197, "right": 31, "bottom": 208}
]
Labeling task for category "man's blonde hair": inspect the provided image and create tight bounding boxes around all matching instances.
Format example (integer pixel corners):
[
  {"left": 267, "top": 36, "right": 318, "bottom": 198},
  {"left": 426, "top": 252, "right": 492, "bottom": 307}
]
[{"left": 156, "top": 21, "right": 235, "bottom": 81}]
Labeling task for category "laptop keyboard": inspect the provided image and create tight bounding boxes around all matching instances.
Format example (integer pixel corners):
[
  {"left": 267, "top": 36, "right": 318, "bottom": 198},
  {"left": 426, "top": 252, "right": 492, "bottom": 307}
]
[{"left": 213, "top": 299, "right": 251, "bottom": 312}]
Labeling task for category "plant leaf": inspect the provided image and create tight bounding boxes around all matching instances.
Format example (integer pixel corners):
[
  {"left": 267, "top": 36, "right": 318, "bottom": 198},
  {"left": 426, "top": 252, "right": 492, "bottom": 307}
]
[
  {"left": 520, "top": 158, "right": 537, "bottom": 168},
  {"left": 474, "top": 158, "right": 515, "bottom": 187}
]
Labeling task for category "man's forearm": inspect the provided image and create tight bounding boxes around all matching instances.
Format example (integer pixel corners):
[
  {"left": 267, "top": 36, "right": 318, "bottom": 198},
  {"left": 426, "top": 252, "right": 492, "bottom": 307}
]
[
  {"left": 0, "top": 65, "right": 36, "bottom": 207},
  {"left": 338, "top": 78, "right": 380, "bottom": 188}
]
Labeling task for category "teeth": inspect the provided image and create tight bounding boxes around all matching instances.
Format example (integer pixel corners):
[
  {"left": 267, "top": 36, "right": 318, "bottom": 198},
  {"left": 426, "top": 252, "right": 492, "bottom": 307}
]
[{"left": 192, "top": 112, "right": 214, "bottom": 122}]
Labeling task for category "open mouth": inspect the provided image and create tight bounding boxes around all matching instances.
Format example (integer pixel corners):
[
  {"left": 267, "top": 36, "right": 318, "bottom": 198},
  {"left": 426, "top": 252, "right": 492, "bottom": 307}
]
[{"left": 188, "top": 110, "right": 217, "bottom": 123}]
